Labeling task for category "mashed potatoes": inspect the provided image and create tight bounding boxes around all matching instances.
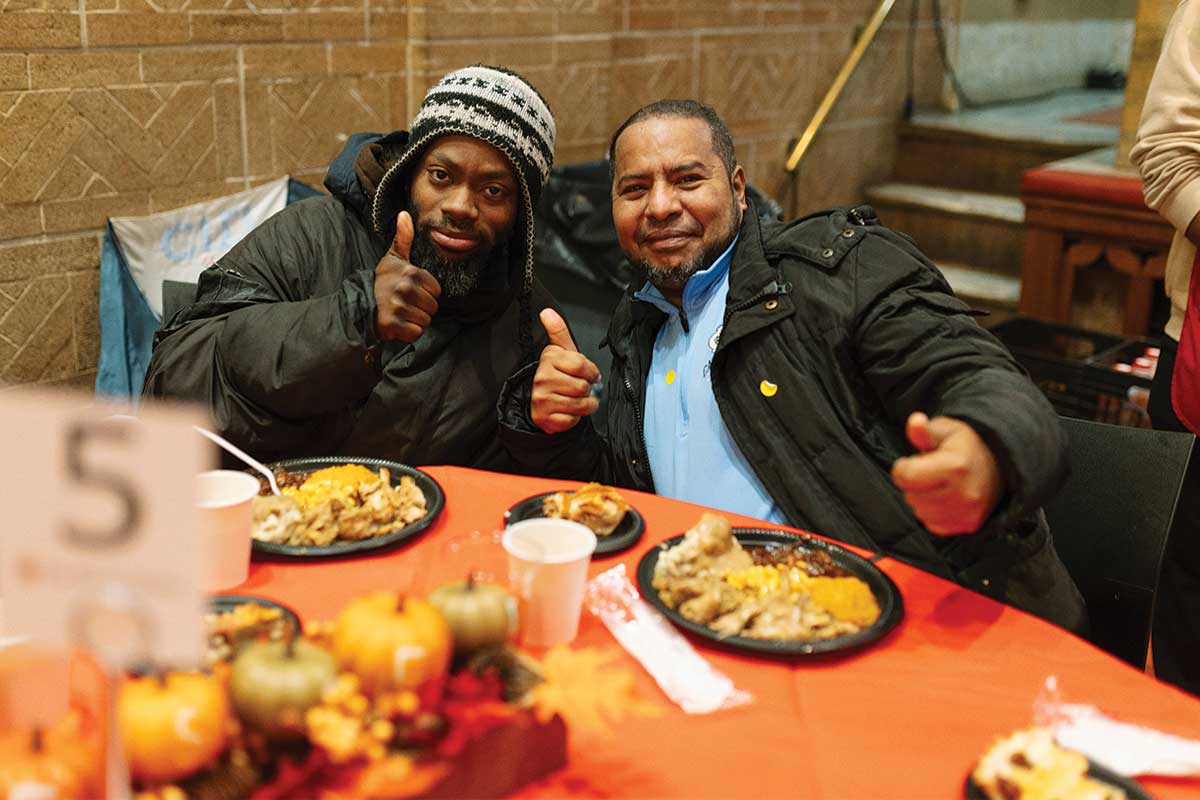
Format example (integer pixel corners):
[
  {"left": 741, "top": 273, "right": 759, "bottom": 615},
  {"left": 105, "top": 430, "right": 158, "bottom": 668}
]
[
  {"left": 652, "top": 513, "right": 881, "bottom": 641},
  {"left": 252, "top": 465, "right": 426, "bottom": 547}
]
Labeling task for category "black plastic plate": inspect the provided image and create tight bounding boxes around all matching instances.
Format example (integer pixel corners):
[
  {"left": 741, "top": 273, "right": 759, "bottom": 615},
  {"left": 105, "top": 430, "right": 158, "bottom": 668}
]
[
  {"left": 503, "top": 490, "right": 645, "bottom": 557},
  {"left": 636, "top": 528, "right": 903, "bottom": 657},
  {"left": 209, "top": 593, "right": 301, "bottom": 632},
  {"left": 963, "top": 759, "right": 1152, "bottom": 800},
  {"left": 251, "top": 457, "right": 444, "bottom": 558}
]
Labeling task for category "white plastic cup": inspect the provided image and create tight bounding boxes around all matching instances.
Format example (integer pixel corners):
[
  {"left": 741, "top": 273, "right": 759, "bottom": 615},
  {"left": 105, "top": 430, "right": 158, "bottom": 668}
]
[
  {"left": 196, "top": 470, "right": 260, "bottom": 591},
  {"left": 502, "top": 518, "right": 597, "bottom": 648}
]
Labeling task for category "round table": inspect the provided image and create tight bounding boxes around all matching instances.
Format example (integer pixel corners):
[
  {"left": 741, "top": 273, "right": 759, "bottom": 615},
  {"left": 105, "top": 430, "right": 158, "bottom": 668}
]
[{"left": 232, "top": 466, "right": 1200, "bottom": 799}]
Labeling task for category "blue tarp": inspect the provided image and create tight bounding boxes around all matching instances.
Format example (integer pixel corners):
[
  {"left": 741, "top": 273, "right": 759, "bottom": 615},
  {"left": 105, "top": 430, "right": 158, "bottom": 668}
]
[{"left": 96, "top": 178, "right": 320, "bottom": 399}]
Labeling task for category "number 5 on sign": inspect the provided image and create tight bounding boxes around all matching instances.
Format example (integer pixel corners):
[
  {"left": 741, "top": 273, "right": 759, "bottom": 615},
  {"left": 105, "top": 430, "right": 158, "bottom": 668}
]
[{"left": 0, "top": 391, "right": 213, "bottom": 667}]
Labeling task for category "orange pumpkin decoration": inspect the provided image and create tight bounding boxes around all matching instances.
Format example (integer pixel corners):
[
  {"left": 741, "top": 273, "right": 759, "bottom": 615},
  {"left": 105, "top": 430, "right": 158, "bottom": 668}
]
[
  {"left": 0, "top": 728, "right": 85, "bottom": 800},
  {"left": 43, "top": 709, "right": 104, "bottom": 799},
  {"left": 117, "top": 672, "right": 231, "bottom": 784},
  {"left": 331, "top": 593, "right": 452, "bottom": 700}
]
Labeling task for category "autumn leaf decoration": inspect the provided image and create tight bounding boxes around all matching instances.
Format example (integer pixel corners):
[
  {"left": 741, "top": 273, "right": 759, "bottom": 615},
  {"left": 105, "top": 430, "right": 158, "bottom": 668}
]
[{"left": 529, "top": 646, "right": 662, "bottom": 736}]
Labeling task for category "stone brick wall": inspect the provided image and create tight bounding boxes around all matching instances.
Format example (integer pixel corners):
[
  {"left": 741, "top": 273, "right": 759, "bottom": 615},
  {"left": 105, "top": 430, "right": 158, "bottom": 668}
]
[{"left": 0, "top": 0, "right": 950, "bottom": 391}]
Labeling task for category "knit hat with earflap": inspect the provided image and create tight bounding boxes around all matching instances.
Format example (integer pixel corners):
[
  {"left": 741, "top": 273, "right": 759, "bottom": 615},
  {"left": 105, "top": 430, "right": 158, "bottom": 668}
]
[{"left": 370, "top": 65, "right": 556, "bottom": 359}]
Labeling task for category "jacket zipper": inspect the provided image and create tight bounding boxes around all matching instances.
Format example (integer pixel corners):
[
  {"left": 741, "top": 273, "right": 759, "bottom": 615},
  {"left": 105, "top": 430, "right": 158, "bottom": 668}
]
[
  {"left": 710, "top": 277, "right": 809, "bottom": 532},
  {"left": 622, "top": 369, "right": 655, "bottom": 492},
  {"left": 721, "top": 280, "right": 792, "bottom": 326}
]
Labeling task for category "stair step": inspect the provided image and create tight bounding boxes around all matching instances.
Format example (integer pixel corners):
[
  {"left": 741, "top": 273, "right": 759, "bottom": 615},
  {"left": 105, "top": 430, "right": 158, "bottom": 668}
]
[
  {"left": 866, "top": 182, "right": 1025, "bottom": 275},
  {"left": 896, "top": 89, "right": 1122, "bottom": 194},
  {"left": 867, "top": 182, "right": 1024, "bottom": 224},
  {"left": 907, "top": 90, "right": 1122, "bottom": 149}
]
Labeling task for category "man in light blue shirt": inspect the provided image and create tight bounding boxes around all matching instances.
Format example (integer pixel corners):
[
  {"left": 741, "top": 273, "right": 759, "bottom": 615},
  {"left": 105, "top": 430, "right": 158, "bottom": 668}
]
[
  {"left": 634, "top": 235, "right": 786, "bottom": 522},
  {"left": 505, "top": 98, "right": 1085, "bottom": 629},
  {"left": 525, "top": 98, "right": 1010, "bottom": 536}
]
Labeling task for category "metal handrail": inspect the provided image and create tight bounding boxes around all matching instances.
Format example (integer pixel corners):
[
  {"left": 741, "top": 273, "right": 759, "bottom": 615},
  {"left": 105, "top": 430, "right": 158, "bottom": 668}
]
[{"left": 784, "top": 0, "right": 898, "bottom": 174}]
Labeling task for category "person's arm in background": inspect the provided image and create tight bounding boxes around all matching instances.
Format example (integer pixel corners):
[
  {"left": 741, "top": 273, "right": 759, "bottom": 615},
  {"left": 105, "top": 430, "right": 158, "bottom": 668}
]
[{"left": 1131, "top": 0, "right": 1200, "bottom": 246}]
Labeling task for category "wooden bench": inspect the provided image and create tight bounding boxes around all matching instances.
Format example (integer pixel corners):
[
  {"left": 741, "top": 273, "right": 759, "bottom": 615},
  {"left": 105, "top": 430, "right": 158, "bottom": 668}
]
[{"left": 1020, "top": 151, "right": 1175, "bottom": 336}]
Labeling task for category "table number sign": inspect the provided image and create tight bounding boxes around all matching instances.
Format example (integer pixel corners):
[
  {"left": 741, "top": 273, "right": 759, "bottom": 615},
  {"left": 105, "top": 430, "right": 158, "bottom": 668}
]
[{"left": 0, "top": 391, "right": 212, "bottom": 668}]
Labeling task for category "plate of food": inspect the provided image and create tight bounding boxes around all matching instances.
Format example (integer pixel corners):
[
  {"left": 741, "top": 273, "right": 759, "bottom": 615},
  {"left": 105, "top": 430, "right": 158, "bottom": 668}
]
[
  {"left": 250, "top": 457, "right": 444, "bottom": 557},
  {"left": 503, "top": 483, "right": 644, "bottom": 556},
  {"left": 206, "top": 594, "right": 301, "bottom": 667},
  {"left": 635, "top": 513, "right": 903, "bottom": 656},
  {"left": 965, "top": 727, "right": 1148, "bottom": 800}
]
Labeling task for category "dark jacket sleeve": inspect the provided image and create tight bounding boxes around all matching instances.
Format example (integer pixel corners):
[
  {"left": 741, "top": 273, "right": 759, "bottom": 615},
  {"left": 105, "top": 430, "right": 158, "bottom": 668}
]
[
  {"left": 494, "top": 283, "right": 631, "bottom": 484},
  {"left": 142, "top": 199, "right": 383, "bottom": 457},
  {"left": 849, "top": 232, "right": 1069, "bottom": 524},
  {"left": 495, "top": 362, "right": 618, "bottom": 481}
]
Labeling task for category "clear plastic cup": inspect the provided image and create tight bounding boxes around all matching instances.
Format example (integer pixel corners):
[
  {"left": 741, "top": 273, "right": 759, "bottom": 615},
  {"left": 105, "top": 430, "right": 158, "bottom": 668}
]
[
  {"left": 502, "top": 519, "right": 596, "bottom": 647},
  {"left": 196, "top": 470, "right": 260, "bottom": 591}
]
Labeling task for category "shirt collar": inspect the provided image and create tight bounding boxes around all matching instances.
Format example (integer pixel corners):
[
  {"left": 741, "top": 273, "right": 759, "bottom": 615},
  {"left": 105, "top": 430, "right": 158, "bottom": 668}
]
[{"left": 633, "top": 234, "right": 740, "bottom": 316}]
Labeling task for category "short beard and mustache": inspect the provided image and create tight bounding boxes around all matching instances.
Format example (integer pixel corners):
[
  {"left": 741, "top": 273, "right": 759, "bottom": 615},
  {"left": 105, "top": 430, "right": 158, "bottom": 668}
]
[
  {"left": 635, "top": 196, "right": 743, "bottom": 294},
  {"left": 406, "top": 204, "right": 510, "bottom": 299}
]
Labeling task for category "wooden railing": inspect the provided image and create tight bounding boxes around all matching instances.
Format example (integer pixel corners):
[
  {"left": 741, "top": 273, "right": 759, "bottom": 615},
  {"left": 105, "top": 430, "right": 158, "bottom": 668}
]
[{"left": 784, "top": 0, "right": 898, "bottom": 195}]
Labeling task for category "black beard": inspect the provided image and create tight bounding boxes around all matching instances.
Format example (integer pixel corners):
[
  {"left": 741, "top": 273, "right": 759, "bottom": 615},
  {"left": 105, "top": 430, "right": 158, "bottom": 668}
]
[
  {"left": 405, "top": 204, "right": 510, "bottom": 299},
  {"left": 636, "top": 204, "right": 742, "bottom": 294},
  {"left": 636, "top": 252, "right": 706, "bottom": 292},
  {"left": 409, "top": 228, "right": 490, "bottom": 298}
]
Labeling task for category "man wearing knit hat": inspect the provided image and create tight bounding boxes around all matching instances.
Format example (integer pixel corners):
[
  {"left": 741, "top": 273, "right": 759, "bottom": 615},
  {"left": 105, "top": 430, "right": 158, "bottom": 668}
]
[{"left": 144, "top": 65, "right": 562, "bottom": 470}]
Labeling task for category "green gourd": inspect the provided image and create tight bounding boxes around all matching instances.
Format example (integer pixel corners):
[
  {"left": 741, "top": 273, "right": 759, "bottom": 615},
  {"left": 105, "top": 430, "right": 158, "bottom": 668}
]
[
  {"left": 229, "top": 628, "right": 336, "bottom": 737},
  {"left": 427, "top": 574, "right": 519, "bottom": 652}
]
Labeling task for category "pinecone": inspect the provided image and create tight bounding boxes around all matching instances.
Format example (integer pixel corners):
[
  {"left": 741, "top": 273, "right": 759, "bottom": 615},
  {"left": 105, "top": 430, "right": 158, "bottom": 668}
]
[
  {"left": 463, "top": 645, "right": 545, "bottom": 703},
  {"left": 178, "top": 749, "right": 260, "bottom": 800}
]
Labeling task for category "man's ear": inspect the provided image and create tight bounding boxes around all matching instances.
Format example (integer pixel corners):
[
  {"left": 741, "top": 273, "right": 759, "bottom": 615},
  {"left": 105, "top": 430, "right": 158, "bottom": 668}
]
[{"left": 732, "top": 164, "right": 748, "bottom": 213}]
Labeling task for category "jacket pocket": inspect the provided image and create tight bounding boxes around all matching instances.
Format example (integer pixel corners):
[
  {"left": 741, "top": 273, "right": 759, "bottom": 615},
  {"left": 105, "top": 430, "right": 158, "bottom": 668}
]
[{"left": 808, "top": 439, "right": 949, "bottom": 574}]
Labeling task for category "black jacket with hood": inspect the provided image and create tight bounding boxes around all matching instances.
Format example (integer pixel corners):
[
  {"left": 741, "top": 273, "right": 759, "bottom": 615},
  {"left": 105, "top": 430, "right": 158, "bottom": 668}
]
[
  {"left": 143, "top": 131, "right": 560, "bottom": 471},
  {"left": 500, "top": 205, "right": 1087, "bottom": 631}
]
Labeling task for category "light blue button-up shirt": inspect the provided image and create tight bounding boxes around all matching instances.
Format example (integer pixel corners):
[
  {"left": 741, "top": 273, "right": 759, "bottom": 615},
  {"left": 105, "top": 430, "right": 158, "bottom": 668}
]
[{"left": 635, "top": 237, "right": 787, "bottom": 525}]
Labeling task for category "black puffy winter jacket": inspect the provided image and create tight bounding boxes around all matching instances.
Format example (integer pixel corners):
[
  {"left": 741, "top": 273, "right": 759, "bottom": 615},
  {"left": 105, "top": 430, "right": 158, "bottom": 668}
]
[
  {"left": 143, "top": 132, "right": 561, "bottom": 472},
  {"left": 501, "top": 205, "right": 1087, "bottom": 631}
]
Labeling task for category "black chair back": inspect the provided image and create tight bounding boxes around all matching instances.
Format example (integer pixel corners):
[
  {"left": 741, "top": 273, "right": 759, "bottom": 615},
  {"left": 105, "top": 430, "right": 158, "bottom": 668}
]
[
  {"left": 1045, "top": 416, "right": 1195, "bottom": 668},
  {"left": 161, "top": 279, "right": 199, "bottom": 324}
]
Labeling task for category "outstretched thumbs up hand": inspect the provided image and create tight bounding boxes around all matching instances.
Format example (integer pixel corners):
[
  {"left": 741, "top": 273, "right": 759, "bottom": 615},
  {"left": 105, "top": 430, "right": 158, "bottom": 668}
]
[
  {"left": 373, "top": 210, "right": 441, "bottom": 343},
  {"left": 391, "top": 210, "right": 415, "bottom": 261},
  {"left": 891, "top": 411, "right": 1005, "bottom": 536},
  {"left": 531, "top": 308, "right": 601, "bottom": 434},
  {"left": 540, "top": 308, "right": 579, "bottom": 353},
  {"left": 904, "top": 410, "right": 961, "bottom": 453}
]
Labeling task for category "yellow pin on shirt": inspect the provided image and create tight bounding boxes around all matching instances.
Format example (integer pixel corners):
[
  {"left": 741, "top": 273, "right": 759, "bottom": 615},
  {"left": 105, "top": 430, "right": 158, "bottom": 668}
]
[
  {"left": 760, "top": 380, "right": 778, "bottom": 397},
  {"left": 665, "top": 370, "right": 677, "bottom": 386}
]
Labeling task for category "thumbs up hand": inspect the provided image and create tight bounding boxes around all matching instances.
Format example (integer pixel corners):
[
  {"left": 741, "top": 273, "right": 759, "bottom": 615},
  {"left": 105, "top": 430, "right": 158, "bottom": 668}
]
[
  {"left": 531, "top": 308, "right": 601, "bottom": 434},
  {"left": 391, "top": 208, "right": 415, "bottom": 261},
  {"left": 374, "top": 210, "right": 443, "bottom": 343},
  {"left": 890, "top": 412, "right": 1004, "bottom": 536}
]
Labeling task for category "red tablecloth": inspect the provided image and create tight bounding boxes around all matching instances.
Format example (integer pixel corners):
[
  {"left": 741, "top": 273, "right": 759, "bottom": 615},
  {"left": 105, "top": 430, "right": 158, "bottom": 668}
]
[{"left": 231, "top": 466, "right": 1200, "bottom": 799}]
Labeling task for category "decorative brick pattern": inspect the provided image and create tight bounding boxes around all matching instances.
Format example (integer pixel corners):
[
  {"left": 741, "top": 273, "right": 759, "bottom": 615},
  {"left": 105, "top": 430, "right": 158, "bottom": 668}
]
[
  {"left": 0, "top": 54, "right": 29, "bottom": 91},
  {"left": 29, "top": 52, "right": 141, "bottom": 90},
  {"left": 0, "top": 0, "right": 951, "bottom": 388},
  {"left": 0, "top": 275, "right": 74, "bottom": 385},
  {"left": 255, "top": 76, "right": 397, "bottom": 177},
  {"left": 700, "top": 32, "right": 820, "bottom": 138},
  {"left": 0, "top": 12, "right": 82, "bottom": 50}
]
